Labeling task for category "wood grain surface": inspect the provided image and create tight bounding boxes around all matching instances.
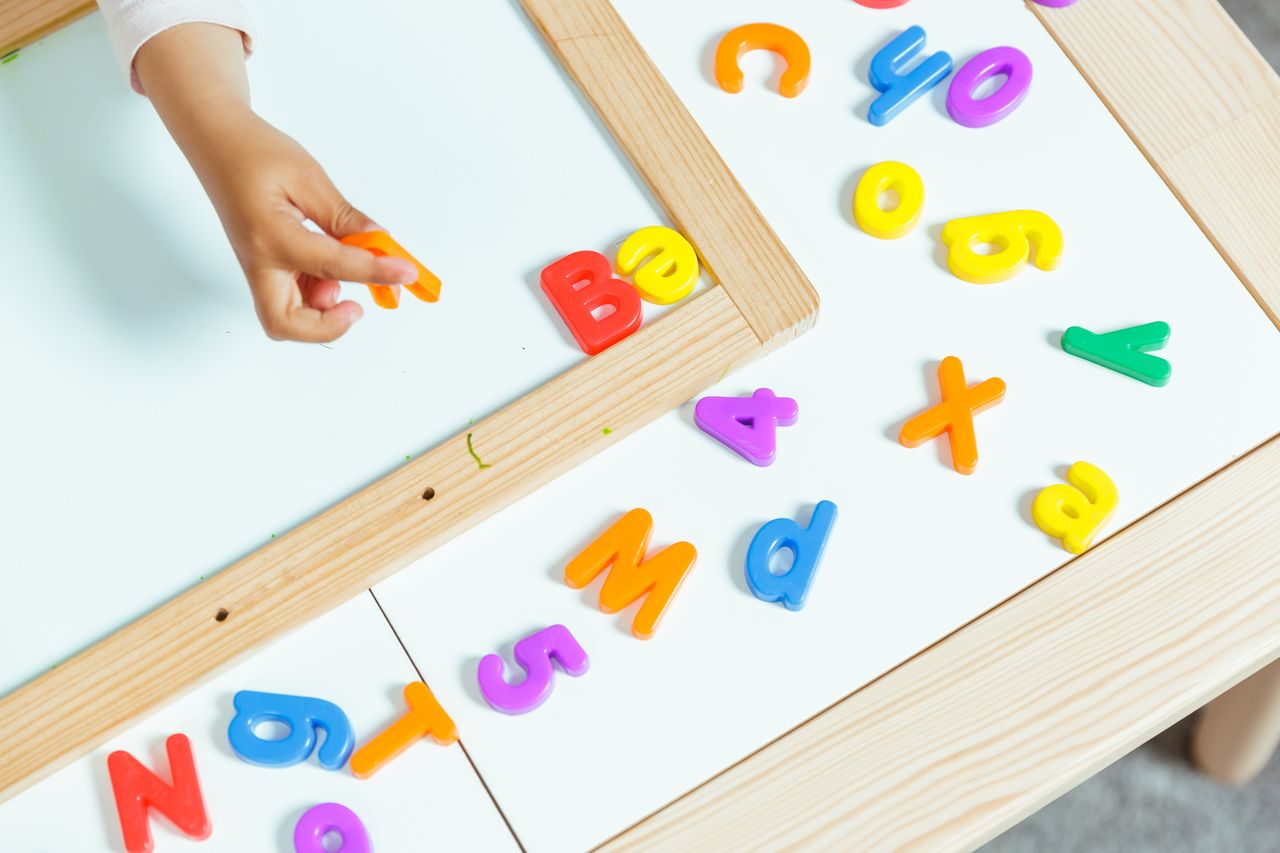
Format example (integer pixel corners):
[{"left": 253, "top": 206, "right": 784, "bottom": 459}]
[
  {"left": 519, "top": 0, "right": 819, "bottom": 349},
  {"left": 0, "top": 0, "right": 91, "bottom": 57}
]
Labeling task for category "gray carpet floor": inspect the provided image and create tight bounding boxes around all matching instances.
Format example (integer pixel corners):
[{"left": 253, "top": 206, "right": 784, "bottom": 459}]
[
  {"left": 983, "top": 716, "right": 1280, "bottom": 852},
  {"left": 984, "top": 2, "right": 1280, "bottom": 850}
]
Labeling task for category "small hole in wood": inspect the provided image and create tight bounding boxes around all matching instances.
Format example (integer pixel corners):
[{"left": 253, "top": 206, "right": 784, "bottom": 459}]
[
  {"left": 215, "top": 608, "right": 229, "bottom": 622},
  {"left": 422, "top": 487, "right": 436, "bottom": 501}
]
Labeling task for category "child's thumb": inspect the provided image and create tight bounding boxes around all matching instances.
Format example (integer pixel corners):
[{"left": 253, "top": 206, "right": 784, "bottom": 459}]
[{"left": 298, "top": 171, "right": 379, "bottom": 239}]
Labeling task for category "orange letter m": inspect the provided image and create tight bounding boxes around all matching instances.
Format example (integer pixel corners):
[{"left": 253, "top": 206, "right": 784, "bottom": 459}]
[{"left": 564, "top": 508, "right": 696, "bottom": 640}]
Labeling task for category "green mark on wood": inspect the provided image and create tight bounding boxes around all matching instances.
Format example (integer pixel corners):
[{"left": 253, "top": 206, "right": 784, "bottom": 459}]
[
  {"left": 466, "top": 432, "right": 492, "bottom": 469},
  {"left": 602, "top": 427, "right": 613, "bottom": 435},
  {"left": 1, "top": 50, "right": 18, "bottom": 65},
  {"left": 717, "top": 362, "right": 731, "bottom": 384},
  {"left": 271, "top": 533, "right": 277, "bottom": 539},
  {"left": 405, "top": 454, "right": 412, "bottom": 460},
  {"left": 1061, "top": 322, "right": 1171, "bottom": 387}
]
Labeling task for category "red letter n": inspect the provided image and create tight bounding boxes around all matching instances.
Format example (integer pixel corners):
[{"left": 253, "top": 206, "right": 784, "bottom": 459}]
[{"left": 108, "top": 733, "right": 211, "bottom": 853}]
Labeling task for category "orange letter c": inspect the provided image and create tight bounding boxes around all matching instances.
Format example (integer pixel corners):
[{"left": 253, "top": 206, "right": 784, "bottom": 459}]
[{"left": 715, "top": 23, "right": 811, "bottom": 98}]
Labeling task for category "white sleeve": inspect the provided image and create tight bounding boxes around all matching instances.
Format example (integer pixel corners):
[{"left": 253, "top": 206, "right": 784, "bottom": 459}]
[{"left": 96, "top": 0, "right": 255, "bottom": 94}]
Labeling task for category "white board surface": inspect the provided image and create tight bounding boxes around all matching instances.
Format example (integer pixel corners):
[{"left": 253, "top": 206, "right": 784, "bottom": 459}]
[
  {"left": 370, "top": 1, "right": 1280, "bottom": 851},
  {"left": 0, "top": 594, "right": 518, "bottom": 851},
  {"left": 0, "top": 1, "right": 694, "bottom": 696}
]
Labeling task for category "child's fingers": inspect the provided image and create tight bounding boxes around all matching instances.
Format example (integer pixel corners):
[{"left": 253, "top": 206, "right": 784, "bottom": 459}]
[
  {"left": 280, "top": 228, "right": 417, "bottom": 286},
  {"left": 303, "top": 279, "right": 342, "bottom": 311},
  {"left": 261, "top": 299, "right": 362, "bottom": 343},
  {"left": 252, "top": 270, "right": 363, "bottom": 343}
]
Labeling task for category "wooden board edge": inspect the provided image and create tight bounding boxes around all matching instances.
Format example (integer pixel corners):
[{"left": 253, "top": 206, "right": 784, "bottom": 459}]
[
  {"left": 519, "top": 0, "right": 820, "bottom": 349},
  {"left": 602, "top": 432, "right": 1280, "bottom": 851},
  {"left": 1028, "top": 0, "right": 1280, "bottom": 328},
  {"left": 0, "top": 0, "right": 93, "bottom": 57}
]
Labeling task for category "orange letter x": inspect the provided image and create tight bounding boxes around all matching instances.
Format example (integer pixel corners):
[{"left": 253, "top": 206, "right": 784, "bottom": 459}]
[{"left": 899, "top": 356, "right": 1006, "bottom": 475}]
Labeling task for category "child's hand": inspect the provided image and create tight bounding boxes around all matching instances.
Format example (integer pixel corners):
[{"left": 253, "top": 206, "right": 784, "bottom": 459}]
[
  {"left": 135, "top": 23, "right": 416, "bottom": 343},
  {"left": 198, "top": 115, "right": 419, "bottom": 342}
]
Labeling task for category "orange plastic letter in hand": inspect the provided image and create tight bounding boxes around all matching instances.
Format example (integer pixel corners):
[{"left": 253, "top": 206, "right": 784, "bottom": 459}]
[
  {"left": 339, "top": 230, "right": 442, "bottom": 309},
  {"left": 107, "top": 734, "right": 211, "bottom": 853},
  {"left": 899, "top": 356, "right": 1006, "bottom": 475},
  {"left": 541, "top": 250, "right": 643, "bottom": 356},
  {"left": 349, "top": 682, "right": 457, "bottom": 779},
  {"left": 715, "top": 23, "right": 811, "bottom": 98},
  {"left": 564, "top": 508, "right": 696, "bottom": 639}
]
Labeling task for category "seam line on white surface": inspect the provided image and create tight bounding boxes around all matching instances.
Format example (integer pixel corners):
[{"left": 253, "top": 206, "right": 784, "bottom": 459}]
[{"left": 367, "top": 588, "right": 529, "bottom": 853}]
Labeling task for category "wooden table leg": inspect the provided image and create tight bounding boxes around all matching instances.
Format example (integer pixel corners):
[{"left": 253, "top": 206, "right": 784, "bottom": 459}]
[{"left": 1192, "top": 658, "right": 1280, "bottom": 785}]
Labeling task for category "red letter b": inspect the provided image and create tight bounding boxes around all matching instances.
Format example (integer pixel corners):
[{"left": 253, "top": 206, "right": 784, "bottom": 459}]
[{"left": 541, "top": 250, "right": 642, "bottom": 356}]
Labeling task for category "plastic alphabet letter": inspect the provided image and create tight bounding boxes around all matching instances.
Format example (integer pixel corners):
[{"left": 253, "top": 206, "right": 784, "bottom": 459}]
[
  {"left": 615, "top": 225, "right": 699, "bottom": 304},
  {"left": 694, "top": 388, "right": 799, "bottom": 466},
  {"left": 941, "top": 210, "right": 1063, "bottom": 284},
  {"left": 1061, "top": 322, "right": 1171, "bottom": 387},
  {"left": 854, "top": 0, "right": 912, "bottom": 7},
  {"left": 293, "top": 803, "right": 370, "bottom": 853},
  {"left": 745, "top": 501, "right": 839, "bottom": 611},
  {"left": 868, "top": 26, "right": 953, "bottom": 126},
  {"left": 349, "top": 682, "right": 457, "bottom": 779},
  {"left": 476, "top": 624, "right": 590, "bottom": 715},
  {"left": 540, "top": 250, "right": 643, "bottom": 356},
  {"left": 899, "top": 356, "right": 1006, "bottom": 475},
  {"left": 947, "top": 47, "right": 1033, "bottom": 128},
  {"left": 1032, "top": 461, "right": 1118, "bottom": 554},
  {"left": 853, "top": 161, "right": 925, "bottom": 239},
  {"left": 226, "top": 690, "right": 354, "bottom": 770},
  {"left": 564, "top": 508, "right": 697, "bottom": 639},
  {"left": 339, "top": 230, "right": 441, "bottom": 308},
  {"left": 108, "top": 734, "right": 211, "bottom": 853},
  {"left": 715, "top": 23, "right": 811, "bottom": 98}
]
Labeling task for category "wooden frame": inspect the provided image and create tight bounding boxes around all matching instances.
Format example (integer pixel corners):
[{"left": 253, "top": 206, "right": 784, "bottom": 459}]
[
  {"left": 0, "top": 0, "right": 91, "bottom": 57},
  {"left": 0, "top": 0, "right": 818, "bottom": 800},
  {"left": 1, "top": 0, "right": 1277, "bottom": 849}
]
